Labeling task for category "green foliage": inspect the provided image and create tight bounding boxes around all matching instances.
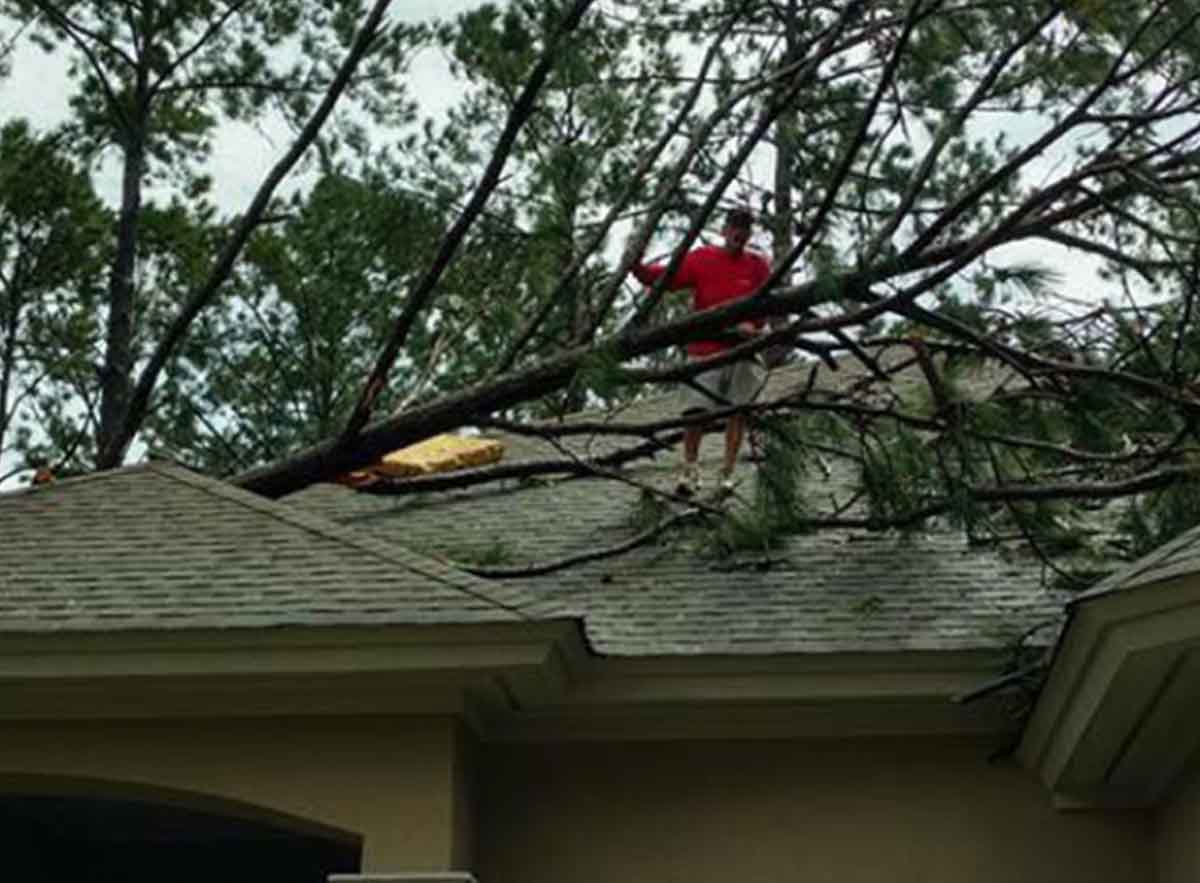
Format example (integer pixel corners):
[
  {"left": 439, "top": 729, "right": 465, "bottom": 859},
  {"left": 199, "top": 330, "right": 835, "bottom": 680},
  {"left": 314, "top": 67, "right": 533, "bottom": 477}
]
[
  {"left": 145, "top": 170, "right": 445, "bottom": 473},
  {"left": 1120, "top": 477, "right": 1200, "bottom": 562},
  {"left": 861, "top": 425, "right": 939, "bottom": 528},
  {"left": 751, "top": 415, "right": 811, "bottom": 524},
  {"left": 394, "top": 0, "right": 680, "bottom": 412},
  {"left": 0, "top": 120, "right": 110, "bottom": 474},
  {"left": 572, "top": 344, "right": 627, "bottom": 403},
  {"left": 447, "top": 539, "right": 515, "bottom": 568},
  {"left": 850, "top": 595, "right": 884, "bottom": 619},
  {"left": 710, "top": 502, "right": 790, "bottom": 558},
  {"left": 705, "top": 415, "right": 814, "bottom": 559},
  {"left": 5, "top": 0, "right": 425, "bottom": 159},
  {"left": 0, "top": 0, "right": 429, "bottom": 465},
  {"left": 628, "top": 486, "right": 672, "bottom": 534}
]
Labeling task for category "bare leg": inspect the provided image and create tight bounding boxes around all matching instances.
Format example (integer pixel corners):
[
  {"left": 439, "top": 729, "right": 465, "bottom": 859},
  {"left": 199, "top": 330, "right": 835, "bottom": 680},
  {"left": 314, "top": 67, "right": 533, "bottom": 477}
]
[
  {"left": 723, "top": 413, "right": 745, "bottom": 476},
  {"left": 673, "top": 424, "right": 705, "bottom": 495},
  {"left": 683, "top": 425, "right": 702, "bottom": 463}
]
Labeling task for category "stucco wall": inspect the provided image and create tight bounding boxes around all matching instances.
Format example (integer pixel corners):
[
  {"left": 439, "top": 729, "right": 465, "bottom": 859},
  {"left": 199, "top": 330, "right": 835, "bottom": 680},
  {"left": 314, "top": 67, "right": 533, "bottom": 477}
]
[
  {"left": 477, "top": 736, "right": 1154, "bottom": 883},
  {"left": 1157, "top": 764, "right": 1200, "bottom": 883},
  {"left": 0, "top": 714, "right": 462, "bottom": 872},
  {"left": 452, "top": 722, "right": 478, "bottom": 870}
]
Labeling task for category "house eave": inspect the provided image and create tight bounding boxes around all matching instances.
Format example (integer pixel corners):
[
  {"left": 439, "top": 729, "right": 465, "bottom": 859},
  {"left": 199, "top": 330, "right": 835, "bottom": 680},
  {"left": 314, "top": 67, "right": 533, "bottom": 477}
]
[
  {"left": 1018, "top": 572, "right": 1200, "bottom": 807},
  {"left": 0, "top": 622, "right": 1016, "bottom": 742}
]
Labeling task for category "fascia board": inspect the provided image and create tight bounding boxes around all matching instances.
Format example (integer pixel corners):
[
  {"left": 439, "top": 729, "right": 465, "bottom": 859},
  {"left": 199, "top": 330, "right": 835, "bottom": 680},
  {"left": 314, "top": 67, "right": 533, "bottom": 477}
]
[
  {"left": 0, "top": 620, "right": 585, "bottom": 721},
  {"left": 471, "top": 649, "right": 1017, "bottom": 741},
  {"left": 550, "top": 667, "right": 995, "bottom": 706},
  {"left": 1019, "top": 573, "right": 1200, "bottom": 800},
  {"left": 484, "top": 696, "right": 1011, "bottom": 743},
  {"left": 592, "top": 648, "right": 1009, "bottom": 677},
  {"left": 0, "top": 620, "right": 580, "bottom": 678},
  {"left": 0, "top": 620, "right": 1029, "bottom": 742}
]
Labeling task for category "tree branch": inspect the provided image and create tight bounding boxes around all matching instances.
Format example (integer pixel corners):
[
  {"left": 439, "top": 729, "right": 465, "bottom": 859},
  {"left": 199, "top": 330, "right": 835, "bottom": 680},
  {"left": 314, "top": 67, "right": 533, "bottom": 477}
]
[
  {"left": 341, "top": 0, "right": 598, "bottom": 439},
  {"left": 98, "top": 0, "right": 395, "bottom": 468},
  {"left": 456, "top": 509, "right": 702, "bottom": 579}
]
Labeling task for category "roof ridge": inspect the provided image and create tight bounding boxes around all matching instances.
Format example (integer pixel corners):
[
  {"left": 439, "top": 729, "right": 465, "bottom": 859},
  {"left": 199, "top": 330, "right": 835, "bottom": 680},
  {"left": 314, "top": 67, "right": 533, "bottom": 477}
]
[
  {"left": 0, "top": 462, "right": 159, "bottom": 501},
  {"left": 144, "top": 462, "right": 545, "bottom": 622},
  {"left": 1073, "top": 521, "right": 1200, "bottom": 602},
  {"left": 523, "top": 359, "right": 817, "bottom": 429}
]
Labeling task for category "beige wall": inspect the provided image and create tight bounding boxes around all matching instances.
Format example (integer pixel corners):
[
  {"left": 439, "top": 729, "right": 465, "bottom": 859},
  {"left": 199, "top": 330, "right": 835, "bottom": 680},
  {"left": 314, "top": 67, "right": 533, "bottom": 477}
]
[
  {"left": 0, "top": 715, "right": 463, "bottom": 872},
  {"left": 1157, "top": 764, "right": 1200, "bottom": 883},
  {"left": 0, "top": 719, "right": 1161, "bottom": 882},
  {"left": 452, "top": 722, "right": 478, "bottom": 870},
  {"left": 477, "top": 736, "right": 1154, "bottom": 883}
]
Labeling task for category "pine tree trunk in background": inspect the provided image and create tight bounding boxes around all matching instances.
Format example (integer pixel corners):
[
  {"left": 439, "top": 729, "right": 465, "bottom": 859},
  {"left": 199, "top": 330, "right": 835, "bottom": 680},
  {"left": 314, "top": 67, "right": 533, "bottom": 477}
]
[
  {"left": 0, "top": 291, "right": 18, "bottom": 457},
  {"left": 765, "top": 0, "right": 799, "bottom": 369},
  {"left": 96, "top": 100, "right": 148, "bottom": 469}
]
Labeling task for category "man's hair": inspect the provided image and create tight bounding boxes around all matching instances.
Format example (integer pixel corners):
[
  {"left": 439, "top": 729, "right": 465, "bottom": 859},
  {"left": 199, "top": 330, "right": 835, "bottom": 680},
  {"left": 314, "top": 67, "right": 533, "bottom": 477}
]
[{"left": 725, "top": 207, "right": 754, "bottom": 230}]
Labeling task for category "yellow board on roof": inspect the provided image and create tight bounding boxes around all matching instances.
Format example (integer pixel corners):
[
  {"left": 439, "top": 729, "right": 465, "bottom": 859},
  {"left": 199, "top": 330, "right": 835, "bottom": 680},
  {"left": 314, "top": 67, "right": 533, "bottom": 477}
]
[{"left": 375, "top": 433, "right": 504, "bottom": 477}]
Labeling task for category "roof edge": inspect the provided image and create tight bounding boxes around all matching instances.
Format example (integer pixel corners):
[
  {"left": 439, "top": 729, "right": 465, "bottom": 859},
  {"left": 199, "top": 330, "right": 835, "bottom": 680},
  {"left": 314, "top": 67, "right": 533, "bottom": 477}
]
[
  {"left": 145, "top": 461, "right": 551, "bottom": 622},
  {"left": 1018, "top": 569, "right": 1200, "bottom": 807}
]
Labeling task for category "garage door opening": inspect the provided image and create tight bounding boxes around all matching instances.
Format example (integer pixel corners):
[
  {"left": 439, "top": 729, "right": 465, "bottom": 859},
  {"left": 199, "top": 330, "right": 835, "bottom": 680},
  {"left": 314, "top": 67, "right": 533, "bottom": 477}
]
[{"left": 1, "top": 792, "right": 362, "bottom": 883}]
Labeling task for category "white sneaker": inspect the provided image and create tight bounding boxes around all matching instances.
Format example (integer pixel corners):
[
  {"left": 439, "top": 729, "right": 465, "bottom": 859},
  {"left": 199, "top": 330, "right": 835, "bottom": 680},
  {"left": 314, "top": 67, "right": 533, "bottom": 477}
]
[
  {"left": 675, "top": 463, "right": 701, "bottom": 497},
  {"left": 717, "top": 471, "right": 738, "bottom": 494}
]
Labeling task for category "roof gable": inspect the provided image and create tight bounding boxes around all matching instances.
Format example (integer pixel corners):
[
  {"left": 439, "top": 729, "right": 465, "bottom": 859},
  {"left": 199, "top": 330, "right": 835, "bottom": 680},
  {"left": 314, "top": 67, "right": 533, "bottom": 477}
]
[
  {"left": 0, "top": 461, "right": 547, "bottom": 633},
  {"left": 1075, "top": 522, "right": 1200, "bottom": 602}
]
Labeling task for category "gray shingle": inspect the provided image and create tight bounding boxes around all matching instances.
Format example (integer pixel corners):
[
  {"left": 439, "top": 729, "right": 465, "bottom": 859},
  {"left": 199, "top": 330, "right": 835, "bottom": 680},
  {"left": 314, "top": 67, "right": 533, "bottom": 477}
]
[
  {"left": 281, "top": 357, "right": 1068, "bottom": 657},
  {"left": 1075, "top": 521, "right": 1200, "bottom": 602},
  {"left": 286, "top": 444, "right": 1069, "bottom": 657},
  {"left": 0, "top": 461, "right": 546, "bottom": 632}
]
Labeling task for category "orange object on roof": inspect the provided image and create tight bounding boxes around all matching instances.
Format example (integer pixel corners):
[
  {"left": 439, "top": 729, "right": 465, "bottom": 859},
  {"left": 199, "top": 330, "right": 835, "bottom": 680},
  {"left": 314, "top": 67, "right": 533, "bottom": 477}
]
[
  {"left": 373, "top": 434, "right": 504, "bottom": 478},
  {"left": 334, "top": 470, "right": 380, "bottom": 489}
]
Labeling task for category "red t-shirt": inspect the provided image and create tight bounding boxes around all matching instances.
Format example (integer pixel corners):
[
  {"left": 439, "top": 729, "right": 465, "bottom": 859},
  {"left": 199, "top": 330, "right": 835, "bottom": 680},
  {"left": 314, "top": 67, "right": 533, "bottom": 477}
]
[{"left": 633, "top": 244, "right": 771, "bottom": 357}]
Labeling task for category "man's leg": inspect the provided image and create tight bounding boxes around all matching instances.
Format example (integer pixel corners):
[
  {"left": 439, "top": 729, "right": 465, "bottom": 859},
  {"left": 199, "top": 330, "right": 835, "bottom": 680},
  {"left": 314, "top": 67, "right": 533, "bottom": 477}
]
[
  {"left": 718, "top": 360, "right": 763, "bottom": 489},
  {"left": 715, "top": 412, "right": 744, "bottom": 489},
  {"left": 684, "top": 425, "right": 702, "bottom": 463},
  {"left": 722, "top": 413, "right": 745, "bottom": 483},
  {"left": 675, "top": 361, "right": 723, "bottom": 495},
  {"left": 675, "top": 412, "right": 706, "bottom": 495}
]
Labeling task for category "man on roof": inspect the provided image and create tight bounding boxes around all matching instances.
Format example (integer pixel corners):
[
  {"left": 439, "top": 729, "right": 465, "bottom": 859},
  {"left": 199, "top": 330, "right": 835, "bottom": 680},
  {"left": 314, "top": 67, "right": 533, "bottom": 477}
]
[{"left": 626, "top": 206, "right": 771, "bottom": 496}]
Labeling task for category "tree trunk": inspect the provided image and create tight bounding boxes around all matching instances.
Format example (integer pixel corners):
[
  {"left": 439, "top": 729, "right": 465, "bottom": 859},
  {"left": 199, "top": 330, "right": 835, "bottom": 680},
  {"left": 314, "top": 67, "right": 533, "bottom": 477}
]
[
  {"left": 96, "top": 96, "right": 149, "bottom": 469},
  {"left": 0, "top": 277, "right": 19, "bottom": 456},
  {"left": 764, "top": 0, "right": 798, "bottom": 369}
]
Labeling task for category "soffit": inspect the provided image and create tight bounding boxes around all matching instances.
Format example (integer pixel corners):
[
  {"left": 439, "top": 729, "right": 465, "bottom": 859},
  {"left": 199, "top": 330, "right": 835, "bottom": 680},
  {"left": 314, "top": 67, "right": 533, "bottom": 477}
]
[
  {"left": 0, "top": 620, "right": 1014, "bottom": 743},
  {"left": 1019, "top": 571, "right": 1200, "bottom": 807}
]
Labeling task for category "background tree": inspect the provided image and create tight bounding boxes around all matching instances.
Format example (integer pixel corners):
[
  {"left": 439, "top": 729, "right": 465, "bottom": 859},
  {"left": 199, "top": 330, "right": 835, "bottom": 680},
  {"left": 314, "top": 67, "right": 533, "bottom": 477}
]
[
  {"left": 0, "top": 0, "right": 425, "bottom": 468},
  {"left": 385, "top": 0, "right": 685, "bottom": 415},
  {"left": 0, "top": 120, "right": 108, "bottom": 481},
  {"left": 2, "top": 0, "right": 1200, "bottom": 589},
  {"left": 226, "top": 0, "right": 1200, "bottom": 587},
  {"left": 145, "top": 169, "right": 447, "bottom": 473}
]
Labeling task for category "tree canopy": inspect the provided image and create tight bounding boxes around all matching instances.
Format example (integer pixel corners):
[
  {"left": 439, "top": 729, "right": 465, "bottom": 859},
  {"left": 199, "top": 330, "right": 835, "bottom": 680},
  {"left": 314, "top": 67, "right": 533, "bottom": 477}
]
[{"left": 2, "top": 0, "right": 1200, "bottom": 586}]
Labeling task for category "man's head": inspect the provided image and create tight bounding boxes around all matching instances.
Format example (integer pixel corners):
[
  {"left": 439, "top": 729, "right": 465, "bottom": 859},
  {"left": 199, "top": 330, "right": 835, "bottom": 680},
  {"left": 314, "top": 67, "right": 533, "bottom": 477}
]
[{"left": 721, "top": 207, "right": 754, "bottom": 254}]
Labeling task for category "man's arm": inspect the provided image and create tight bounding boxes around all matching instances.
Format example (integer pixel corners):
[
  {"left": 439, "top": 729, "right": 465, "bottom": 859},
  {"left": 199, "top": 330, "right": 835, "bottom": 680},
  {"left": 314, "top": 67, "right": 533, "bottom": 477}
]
[
  {"left": 736, "top": 253, "right": 773, "bottom": 336},
  {"left": 627, "top": 248, "right": 698, "bottom": 291}
]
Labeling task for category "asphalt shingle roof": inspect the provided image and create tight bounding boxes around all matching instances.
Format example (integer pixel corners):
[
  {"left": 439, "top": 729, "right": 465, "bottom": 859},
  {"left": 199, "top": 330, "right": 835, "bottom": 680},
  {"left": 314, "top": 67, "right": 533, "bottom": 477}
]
[
  {"left": 0, "top": 359, "right": 1074, "bottom": 655},
  {"left": 288, "top": 470, "right": 1068, "bottom": 656},
  {"left": 1075, "top": 520, "right": 1200, "bottom": 602},
  {"left": 286, "top": 359, "right": 1070, "bottom": 657},
  {"left": 0, "top": 461, "right": 544, "bottom": 632}
]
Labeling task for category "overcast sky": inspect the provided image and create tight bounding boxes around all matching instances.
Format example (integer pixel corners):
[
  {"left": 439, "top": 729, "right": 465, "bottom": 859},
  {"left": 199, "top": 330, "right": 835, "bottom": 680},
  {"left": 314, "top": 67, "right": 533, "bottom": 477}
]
[
  {"left": 0, "top": 2, "right": 488, "bottom": 208},
  {"left": 0, "top": 2, "right": 1112, "bottom": 292},
  {"left": 0, "top": 2, "right": 489, "bottom": 487}
]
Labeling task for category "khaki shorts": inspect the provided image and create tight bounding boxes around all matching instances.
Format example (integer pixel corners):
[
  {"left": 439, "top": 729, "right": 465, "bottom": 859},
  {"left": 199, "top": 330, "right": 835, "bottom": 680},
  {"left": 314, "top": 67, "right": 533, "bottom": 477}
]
[{"left": 681, "top": 358, "right": 765, "bottom": 414}]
